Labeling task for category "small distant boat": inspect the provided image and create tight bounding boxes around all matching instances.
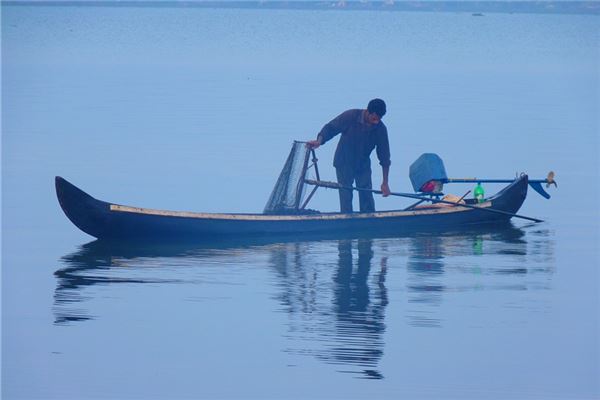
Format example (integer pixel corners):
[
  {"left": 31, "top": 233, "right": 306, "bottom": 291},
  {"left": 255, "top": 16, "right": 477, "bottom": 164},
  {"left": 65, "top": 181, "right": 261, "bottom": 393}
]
[
  {"left": 472, "top": 12, "right": 484, "bottom": 16},
  {"left": 55, "top": 175, "right": 529, "bottom": 241}
]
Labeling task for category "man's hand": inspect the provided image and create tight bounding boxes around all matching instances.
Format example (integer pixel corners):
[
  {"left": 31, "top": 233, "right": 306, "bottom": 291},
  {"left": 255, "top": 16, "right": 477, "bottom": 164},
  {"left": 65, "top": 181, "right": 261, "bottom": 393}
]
[
  {"left": 381, "top": 182, "right": 391, "bottom": 197},
  {"left": 306, "top": 139, "right": 321, "bottom": 149}
]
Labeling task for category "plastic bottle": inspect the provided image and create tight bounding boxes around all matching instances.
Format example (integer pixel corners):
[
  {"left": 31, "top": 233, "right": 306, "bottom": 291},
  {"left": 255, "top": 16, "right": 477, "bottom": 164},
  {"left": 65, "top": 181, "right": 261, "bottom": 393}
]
[{"left": 474, "top": 183, "right": 485, "bottom": 203}]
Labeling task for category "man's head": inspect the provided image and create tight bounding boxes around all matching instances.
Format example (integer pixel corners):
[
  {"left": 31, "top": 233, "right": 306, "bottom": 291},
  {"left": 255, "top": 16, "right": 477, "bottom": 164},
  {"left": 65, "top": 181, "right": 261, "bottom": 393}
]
[{"left": 366, "top": 98, "right": 387, "bottom": 125}]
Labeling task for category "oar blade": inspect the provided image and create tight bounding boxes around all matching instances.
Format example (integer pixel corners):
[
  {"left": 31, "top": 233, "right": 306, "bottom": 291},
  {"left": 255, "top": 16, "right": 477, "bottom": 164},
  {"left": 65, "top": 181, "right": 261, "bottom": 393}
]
[{"left": 529, "top": 181, "right": 551, "bottom": 199}]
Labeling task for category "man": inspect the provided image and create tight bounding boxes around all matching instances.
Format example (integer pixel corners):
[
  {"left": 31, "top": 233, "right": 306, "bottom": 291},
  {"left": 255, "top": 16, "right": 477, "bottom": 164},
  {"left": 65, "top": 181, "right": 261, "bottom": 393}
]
[{"left": 307, "top": 98, "right": 391, "bottom": 213}]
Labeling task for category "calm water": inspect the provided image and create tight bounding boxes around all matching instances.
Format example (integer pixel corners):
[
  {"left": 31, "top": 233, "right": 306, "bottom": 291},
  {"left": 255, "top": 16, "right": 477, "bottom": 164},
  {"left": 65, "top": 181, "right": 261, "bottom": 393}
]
[{"left": 2, "top": 4, "right": 599, "bottom": 399}]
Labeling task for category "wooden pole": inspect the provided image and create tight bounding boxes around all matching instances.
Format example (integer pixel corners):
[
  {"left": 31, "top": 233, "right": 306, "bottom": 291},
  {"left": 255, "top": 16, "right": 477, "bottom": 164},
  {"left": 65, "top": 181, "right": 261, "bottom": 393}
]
[{"left": 304, "top": 179, "right": 544, "bottom": 223}]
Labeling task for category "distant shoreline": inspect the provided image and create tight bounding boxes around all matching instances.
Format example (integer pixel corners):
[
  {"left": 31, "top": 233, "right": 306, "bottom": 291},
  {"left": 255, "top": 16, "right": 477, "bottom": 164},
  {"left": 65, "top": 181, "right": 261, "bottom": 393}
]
[{"left": 3, "top": 1, "right": 599, "bottom": 16}]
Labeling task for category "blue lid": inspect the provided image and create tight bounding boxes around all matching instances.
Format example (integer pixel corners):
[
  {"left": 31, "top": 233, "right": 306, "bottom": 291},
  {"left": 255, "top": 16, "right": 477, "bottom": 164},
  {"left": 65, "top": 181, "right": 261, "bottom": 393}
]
[{"left": 409, "top": 153, "right": 448, "bottom": 192}]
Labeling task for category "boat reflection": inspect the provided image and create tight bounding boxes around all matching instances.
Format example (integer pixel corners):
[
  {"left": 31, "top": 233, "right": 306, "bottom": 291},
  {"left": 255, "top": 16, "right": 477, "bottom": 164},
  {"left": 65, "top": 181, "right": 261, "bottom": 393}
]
[
  {"left": 264, "top": 224, "right": 554, "bottom": 377},
  {"left": 407, "top": 234, "right": 446, "bottom": 328},
  {"left": 405, "top": 226, "right": 554, "bottom": 328},
  {"left": 54, "top": 223, "right": 554, "bottom": 378}
]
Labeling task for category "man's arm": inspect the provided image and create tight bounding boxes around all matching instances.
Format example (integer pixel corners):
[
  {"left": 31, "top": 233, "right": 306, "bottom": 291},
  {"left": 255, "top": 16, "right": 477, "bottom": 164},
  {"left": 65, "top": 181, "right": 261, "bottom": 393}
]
[
  {"left": 307, "top": 110, "right": 354, "bottom": 149},
  {"left": 377, "top": 126, "right": 392, "bottom": 196},
  {"left": 381, "top": 165, "right": 390, "bottom": 197}
]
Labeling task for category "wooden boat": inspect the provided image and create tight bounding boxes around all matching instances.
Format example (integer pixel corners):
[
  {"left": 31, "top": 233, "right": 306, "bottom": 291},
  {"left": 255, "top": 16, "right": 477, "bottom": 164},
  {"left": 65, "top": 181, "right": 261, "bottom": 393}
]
[{"left": 55, "top": 174, "right": 530, "bottom": 241}]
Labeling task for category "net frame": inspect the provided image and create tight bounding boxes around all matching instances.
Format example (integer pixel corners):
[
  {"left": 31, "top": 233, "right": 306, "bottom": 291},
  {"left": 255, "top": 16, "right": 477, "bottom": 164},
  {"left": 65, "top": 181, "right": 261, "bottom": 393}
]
[{"left": 263, "top": 141, "right": 312, "bottom": 214}]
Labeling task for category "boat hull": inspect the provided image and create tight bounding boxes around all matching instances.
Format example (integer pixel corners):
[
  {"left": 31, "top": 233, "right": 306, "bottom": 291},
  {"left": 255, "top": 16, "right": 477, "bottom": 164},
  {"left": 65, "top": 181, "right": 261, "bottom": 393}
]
[{"left": 55, "top": 175, "right": 529, "bottom": 241}]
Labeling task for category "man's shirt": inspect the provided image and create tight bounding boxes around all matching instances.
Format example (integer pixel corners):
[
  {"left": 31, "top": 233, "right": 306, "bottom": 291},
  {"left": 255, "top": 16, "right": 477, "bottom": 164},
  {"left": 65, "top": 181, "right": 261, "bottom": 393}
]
[{"left": 317, "top": 109, "right": 391, "bottom": 171}]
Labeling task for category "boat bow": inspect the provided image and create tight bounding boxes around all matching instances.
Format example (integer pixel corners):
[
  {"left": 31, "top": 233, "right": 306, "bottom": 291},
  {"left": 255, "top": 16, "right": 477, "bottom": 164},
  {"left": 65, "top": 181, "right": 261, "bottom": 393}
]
[{"left": 56, "top": 176, "right": 112, "bottom": 238}]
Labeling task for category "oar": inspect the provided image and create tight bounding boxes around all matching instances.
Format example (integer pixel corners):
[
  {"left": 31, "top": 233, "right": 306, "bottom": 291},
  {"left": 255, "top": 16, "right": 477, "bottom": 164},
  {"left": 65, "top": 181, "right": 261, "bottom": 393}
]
[
  {"left": 444, "top": 171, "right": 557, "bottom": 199},
  {"left": 304, "top": 179, "right": 544, "bottom": 223}
]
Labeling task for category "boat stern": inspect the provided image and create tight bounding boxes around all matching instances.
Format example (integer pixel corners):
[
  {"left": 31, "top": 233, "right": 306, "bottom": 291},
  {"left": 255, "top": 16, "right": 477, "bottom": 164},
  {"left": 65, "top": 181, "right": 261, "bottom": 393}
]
[{"left": 488, "top": 174, "right": 529, "bottom": 216}]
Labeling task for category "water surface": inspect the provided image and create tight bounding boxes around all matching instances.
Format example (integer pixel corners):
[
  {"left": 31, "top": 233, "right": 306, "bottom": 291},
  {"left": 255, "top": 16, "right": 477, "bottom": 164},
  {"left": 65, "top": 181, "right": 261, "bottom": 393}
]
[{"left": 2, "top": 4, "right": 599, "bottom": 399}]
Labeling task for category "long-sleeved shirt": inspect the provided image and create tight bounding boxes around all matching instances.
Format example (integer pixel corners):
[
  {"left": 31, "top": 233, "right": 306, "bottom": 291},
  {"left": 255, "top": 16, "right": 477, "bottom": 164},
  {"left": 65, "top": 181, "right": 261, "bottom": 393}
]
[{"left": 317, "top": 109, "right": 391, "bottom": 172}]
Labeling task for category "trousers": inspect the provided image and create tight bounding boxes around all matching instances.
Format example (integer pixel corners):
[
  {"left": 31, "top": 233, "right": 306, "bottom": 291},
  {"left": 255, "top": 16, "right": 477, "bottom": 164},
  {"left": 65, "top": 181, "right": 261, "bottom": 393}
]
[{"left": 336, "top": 166, "right": 375, "bottom": 213}]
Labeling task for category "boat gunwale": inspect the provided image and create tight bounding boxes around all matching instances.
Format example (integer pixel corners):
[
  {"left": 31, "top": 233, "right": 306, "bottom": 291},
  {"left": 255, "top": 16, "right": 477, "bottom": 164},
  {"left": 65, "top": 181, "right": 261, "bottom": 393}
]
[
  {"left": 109, "top": 202, "right": 491, "bottom": 221},
  {"left": 56, "top": 174, "right": 529, "bottom": 240}
]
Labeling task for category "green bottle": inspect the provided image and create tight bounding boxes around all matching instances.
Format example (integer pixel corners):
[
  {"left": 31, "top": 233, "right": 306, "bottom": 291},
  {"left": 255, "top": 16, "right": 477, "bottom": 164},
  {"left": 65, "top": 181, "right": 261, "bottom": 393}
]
[{"left": 474, "top": 183, "right": 485, "bottom": 203}]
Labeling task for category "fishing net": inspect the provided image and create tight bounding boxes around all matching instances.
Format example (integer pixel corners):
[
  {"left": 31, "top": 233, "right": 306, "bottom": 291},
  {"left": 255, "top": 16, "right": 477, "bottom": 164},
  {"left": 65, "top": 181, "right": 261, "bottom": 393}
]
[{"left": 263, "top": 141, "right": 311, "bottom": 214}]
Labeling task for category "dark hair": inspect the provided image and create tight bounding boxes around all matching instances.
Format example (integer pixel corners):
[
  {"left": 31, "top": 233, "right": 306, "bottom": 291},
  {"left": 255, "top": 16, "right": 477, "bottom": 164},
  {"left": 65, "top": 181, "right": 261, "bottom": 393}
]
[{"left": 367, "top": 98, "right": 387, "bottom": 118}]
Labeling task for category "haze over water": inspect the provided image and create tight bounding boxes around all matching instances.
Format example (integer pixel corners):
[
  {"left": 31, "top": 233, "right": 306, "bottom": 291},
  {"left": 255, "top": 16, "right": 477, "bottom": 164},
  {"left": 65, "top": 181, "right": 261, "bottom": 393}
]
[{"left": 2, "top": 3, "right": 599, "bottom": 399}]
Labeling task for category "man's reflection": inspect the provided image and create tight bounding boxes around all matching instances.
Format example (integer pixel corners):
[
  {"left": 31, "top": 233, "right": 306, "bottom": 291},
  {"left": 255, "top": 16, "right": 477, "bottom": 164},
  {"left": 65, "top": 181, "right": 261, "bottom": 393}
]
[
  {"left": 328, "top": 239, "right": 388, "bottom": 378},
  {"left": 271, "top": 239, "right": 388, "bottom": 379}
]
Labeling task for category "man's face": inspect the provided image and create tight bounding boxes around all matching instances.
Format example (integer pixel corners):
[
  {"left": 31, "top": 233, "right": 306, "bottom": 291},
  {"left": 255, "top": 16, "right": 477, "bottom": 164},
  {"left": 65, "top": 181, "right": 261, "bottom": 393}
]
[{"left": 366, "top": 111, "right": 381, "bottom": 125}]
